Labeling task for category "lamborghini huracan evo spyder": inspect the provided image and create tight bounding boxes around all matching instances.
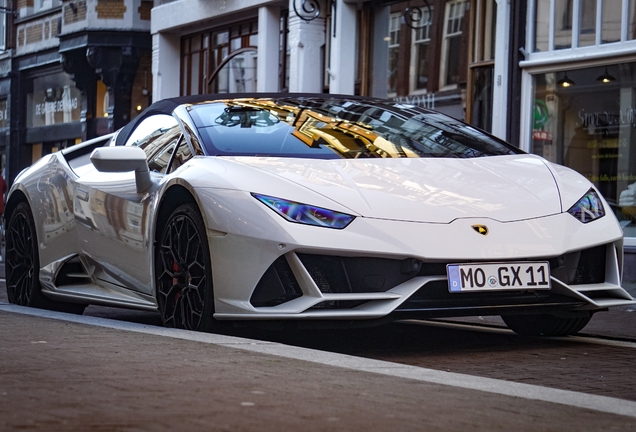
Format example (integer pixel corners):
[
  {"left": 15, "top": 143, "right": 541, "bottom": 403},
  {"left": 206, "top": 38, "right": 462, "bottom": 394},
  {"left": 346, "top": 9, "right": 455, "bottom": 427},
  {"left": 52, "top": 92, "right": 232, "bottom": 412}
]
[{"left": 5, "top": 94, "right": 634, "bottom": 335}]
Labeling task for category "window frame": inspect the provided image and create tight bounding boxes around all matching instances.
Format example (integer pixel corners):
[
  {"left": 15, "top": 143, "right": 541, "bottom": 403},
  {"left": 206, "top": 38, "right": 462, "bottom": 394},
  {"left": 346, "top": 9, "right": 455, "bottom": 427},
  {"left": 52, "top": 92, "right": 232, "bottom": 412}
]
[
  {"left": 387, "top": 12, "right": 402, "bottom": 97},
  {"left": 0, "top": 0, "right": 6, "bottom": 52},
  {"left": 409, "top": 6, "right": 433, "bottom": 95},
  {"left": 529, "top": 0, "right": 636, "bottom": 56},
  {"left": 439, "top": 0, "right": 467, "bottom": 90},
  {"left": 181, "top": 19, "right": 259, "bottom": 96}
]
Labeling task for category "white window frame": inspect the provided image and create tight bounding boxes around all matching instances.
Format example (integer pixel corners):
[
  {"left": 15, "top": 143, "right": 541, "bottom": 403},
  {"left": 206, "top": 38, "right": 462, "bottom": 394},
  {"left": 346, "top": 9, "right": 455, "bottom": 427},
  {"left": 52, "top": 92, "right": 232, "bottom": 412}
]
[
  {"left": 0, "top": 0, "right": 7, "bottom": 52},
  {"left": 387, "top": 12, "right": 401, "bottom": 97},
  {"left": 526, "top": 0, "right": 636, "bottom": 63},
  {"left": 409, "top": 7, "right": 433, "bottom": 94},
  {"left": 439, "top": 0, "right": 466, "bottom": 90}
]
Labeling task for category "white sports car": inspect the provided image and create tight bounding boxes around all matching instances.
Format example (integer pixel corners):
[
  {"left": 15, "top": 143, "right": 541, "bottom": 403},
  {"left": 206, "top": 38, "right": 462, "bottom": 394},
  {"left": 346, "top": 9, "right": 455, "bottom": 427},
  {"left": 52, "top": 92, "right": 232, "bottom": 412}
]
[{"left": 5, "top": 95, "right": 634, "bottom": 335}]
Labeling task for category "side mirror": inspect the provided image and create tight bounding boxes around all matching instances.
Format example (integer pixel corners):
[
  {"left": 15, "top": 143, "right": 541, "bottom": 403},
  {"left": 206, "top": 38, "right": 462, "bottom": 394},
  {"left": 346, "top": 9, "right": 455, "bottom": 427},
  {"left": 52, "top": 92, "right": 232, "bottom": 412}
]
[{"left": 90, "top": 146, "right": 153, "bottom": 192}]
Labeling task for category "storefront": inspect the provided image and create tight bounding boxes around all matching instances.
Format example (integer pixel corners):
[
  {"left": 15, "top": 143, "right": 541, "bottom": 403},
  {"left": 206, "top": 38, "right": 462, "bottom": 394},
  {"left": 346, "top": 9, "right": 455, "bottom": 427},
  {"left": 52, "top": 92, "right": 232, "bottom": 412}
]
[
  {"left": 519, "top": 0, "right": 636, "bottom": 284},
  {"left": 530, "top": 64, "right": 636, "bottom": 237},
  {"left": 24, "top": 68, "right": 83, "bottom": 158}
]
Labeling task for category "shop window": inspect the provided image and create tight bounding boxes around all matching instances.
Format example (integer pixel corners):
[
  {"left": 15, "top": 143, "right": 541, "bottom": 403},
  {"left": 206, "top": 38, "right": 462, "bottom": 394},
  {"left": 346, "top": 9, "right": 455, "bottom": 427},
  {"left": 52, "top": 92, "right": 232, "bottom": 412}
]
[
  {"left": 410, "top": 7, "right": 432, "bottom": 93},
  {"left": 26, "top": 72, "right": 81, "bottom": 128},
  {"left": 530, "top": 62, "right": 636, "bottom": 237},
  {"left": 181, "top": 19, "right": 258, "bottom": 96},
  {"left": 387, "top": 13, "right": 401, "bottom": 95},
  {"left": 440, "top": 0, "right": 466, "bottom": 88}
]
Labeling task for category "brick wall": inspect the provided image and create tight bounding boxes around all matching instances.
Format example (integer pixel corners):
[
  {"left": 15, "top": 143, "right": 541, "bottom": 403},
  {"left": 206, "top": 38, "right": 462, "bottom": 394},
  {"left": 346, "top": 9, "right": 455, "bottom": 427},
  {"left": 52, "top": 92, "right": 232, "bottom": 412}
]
[
  {"left": 25, "top": 23, "right": 43, "bottom": 44},
  {"left": 139, "top": 0, "right": 152, "bottom": 21},
  {"left": 95, "top": 0, "right": 127, "bottom": 19},
  {"left": 17, "top": 0, "right": 34, "bottom": 8},
  {"left": 65, "top": 1, "right": 88, "bottom": 24}
]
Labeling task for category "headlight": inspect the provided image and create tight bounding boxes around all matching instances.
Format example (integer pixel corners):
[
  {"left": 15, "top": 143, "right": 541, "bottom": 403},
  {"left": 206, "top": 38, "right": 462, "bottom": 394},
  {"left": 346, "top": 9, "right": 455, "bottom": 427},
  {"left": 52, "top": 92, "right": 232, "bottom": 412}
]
[
  {"left": 252, "top": 193, "right": 355, "bottom": 229},
  {"left": 567, "top": 188, "right": 605, "bottom": 223}
]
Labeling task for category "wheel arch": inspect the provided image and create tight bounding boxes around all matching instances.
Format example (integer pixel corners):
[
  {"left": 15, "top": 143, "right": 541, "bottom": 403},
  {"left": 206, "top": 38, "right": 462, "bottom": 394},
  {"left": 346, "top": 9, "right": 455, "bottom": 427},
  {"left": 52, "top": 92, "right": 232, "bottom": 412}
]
[
  {"left": 5, "top": 189, "right": 30, "bottom": 227},
  {"left": 153, "top": 184, "right": 200, "bottom": 244}
]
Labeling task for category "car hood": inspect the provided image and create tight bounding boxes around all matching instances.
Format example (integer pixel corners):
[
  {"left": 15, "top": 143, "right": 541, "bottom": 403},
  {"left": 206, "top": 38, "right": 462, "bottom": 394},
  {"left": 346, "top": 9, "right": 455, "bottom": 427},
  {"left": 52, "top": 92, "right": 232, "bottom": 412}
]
[{"left": 220, "top": 154, "right": 563, "bottom": 223}]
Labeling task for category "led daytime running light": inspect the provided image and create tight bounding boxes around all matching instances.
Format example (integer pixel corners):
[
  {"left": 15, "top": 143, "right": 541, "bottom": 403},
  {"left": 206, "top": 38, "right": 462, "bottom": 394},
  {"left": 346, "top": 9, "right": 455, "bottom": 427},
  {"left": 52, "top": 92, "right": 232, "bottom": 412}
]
[
  {"left": 252, "top": 193, "right": 355, "bottom": 229},
  {"left": 567, "top": 189, "right": 605, "bottom": 223}
]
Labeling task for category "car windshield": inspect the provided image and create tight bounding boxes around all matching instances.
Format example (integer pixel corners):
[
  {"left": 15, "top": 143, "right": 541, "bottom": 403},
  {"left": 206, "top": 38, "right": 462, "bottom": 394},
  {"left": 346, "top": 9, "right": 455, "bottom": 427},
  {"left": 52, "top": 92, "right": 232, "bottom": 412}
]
[{"left": 187, "top": 98, "right": 521, "bottom": 159}]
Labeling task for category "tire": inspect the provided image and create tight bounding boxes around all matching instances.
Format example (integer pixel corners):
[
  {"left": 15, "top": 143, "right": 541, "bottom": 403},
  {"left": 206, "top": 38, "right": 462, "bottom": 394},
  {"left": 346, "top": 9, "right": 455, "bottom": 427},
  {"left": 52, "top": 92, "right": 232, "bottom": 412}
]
[
  {"left": 501, "top": 313, "right": 592, "bottom": 337},
  {"left": 155, "top": 203, "right": 217, "bottom": 332},
  {"left": 6, "top": 202, "right": 86, "bottom": 314}
]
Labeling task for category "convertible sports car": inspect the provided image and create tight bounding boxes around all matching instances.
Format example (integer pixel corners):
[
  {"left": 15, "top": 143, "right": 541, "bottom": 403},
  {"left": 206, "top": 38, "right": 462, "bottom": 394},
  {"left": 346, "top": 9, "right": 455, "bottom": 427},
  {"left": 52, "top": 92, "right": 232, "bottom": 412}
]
[{"left": 5, "top": 94, "right": 634, "bottom": 335}]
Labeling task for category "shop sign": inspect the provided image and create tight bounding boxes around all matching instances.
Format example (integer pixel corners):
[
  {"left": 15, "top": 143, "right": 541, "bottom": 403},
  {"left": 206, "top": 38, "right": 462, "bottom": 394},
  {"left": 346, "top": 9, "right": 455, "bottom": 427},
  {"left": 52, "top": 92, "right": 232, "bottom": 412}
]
[
  {"left": 578, "top": 108, "right": 636, "bottom": 128},
  {"left": 26, "top": 72, "right": 81, "bottom": 128},
  {"left": 392, "top": 93, "right": 436, "bottom": 109}
]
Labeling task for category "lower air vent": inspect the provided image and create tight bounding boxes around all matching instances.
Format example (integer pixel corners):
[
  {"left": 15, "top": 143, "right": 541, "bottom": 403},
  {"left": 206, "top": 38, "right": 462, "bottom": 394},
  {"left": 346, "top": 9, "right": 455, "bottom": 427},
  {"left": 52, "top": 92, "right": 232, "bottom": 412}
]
[
  {"left": 55, "top": 257, "right": 92, "bottom": 286},
  {"left": 297, "top": 254, "right": 418, "bottom": 294},
  {"left": 550, "top": 244, "right": 606, "bottom": 285},
  {"left": 571, "top": 245, "right": 606, "bottom": 284},
  {"left": 306, "top": 300, "right": 368, "bottom": 310},
  {"left": 250, "top": 256, "right": 303, "bottom": 307}
]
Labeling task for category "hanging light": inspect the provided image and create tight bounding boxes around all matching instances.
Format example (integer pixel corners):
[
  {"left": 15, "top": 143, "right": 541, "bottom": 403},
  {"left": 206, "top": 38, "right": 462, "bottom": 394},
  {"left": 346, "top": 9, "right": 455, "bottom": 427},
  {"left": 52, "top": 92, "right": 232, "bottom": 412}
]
[
  {"left": 557, "top": 72, "right": 575, "bottom": 88},
  {"left": 596, "top": 67, "right": 616, "bottom": 83}
]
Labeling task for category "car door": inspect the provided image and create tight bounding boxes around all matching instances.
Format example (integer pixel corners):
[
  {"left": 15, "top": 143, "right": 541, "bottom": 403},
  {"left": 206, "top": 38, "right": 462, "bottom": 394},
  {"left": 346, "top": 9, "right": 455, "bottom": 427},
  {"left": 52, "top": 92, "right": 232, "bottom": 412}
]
[{"left": 74, "top": 114, "right": 183, "bottom": 295}]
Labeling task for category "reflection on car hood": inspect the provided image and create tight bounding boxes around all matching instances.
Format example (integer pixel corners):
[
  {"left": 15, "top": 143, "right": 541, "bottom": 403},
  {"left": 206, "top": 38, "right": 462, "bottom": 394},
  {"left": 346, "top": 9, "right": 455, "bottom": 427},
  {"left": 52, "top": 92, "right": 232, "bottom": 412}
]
[{"left": 226, "top": 154, "right": 562, "bottom": 223}]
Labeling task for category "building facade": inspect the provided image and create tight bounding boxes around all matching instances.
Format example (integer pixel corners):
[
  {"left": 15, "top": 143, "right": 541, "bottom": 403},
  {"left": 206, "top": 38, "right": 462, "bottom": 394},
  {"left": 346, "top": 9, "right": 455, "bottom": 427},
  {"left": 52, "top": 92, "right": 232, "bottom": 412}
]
[
  {"left": 151, "top": 0, "right": 500, "bottom": 129},
  {"left": 5, "top": 0, "right": 153, "bottom": 184}
]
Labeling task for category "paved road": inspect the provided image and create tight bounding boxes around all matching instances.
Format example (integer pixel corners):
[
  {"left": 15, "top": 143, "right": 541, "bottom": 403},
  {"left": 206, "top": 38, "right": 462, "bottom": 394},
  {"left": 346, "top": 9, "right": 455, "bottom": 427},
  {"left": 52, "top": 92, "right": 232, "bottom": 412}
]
[
  {"left": 3, "top": 305, "right": 636, "bottom": 431},
  {"left": 3, "top": 263, "right": 636, "bottom": 430}
]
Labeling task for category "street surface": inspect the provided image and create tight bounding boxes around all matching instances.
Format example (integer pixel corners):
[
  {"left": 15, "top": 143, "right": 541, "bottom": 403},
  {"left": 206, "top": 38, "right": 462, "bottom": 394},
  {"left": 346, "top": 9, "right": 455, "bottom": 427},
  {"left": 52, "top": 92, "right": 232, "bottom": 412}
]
[{"left": 2, "top": 262, "right": 636, "bottom": 430}]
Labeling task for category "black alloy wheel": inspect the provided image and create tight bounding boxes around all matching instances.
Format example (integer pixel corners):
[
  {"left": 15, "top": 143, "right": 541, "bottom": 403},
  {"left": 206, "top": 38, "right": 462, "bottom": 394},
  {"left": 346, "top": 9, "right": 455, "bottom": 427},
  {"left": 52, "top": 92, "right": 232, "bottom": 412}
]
[
  {"left": 6, "top": 201, "right": 85, "bottom": 314},
  {"left": 156, "top": 203, "right": 216, "bottom": 331}
]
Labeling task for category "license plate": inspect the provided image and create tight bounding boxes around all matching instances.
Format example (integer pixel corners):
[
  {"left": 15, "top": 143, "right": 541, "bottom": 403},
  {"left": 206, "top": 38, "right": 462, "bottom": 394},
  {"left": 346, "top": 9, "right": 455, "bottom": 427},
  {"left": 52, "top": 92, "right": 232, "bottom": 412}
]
[{"left": 447, "top": 262, "right": 551, "bottom": 293}]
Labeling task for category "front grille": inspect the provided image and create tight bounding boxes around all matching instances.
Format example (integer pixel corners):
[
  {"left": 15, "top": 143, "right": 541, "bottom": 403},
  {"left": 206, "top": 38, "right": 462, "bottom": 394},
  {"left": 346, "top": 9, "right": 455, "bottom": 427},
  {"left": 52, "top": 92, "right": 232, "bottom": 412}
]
[
  {"left": 250, "top": 243, "right": 609, "bottom": 308},
  {"left": 415, "top": 244, "right": 607, "bottom": 285},
  {"left": 297, "top": 254, "right": 418, "bottom": 294}
]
